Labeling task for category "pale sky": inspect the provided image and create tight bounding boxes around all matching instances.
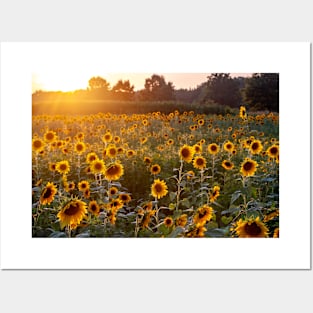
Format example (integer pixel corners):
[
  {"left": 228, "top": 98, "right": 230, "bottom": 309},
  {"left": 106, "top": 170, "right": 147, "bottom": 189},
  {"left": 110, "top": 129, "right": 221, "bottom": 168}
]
[{"left": 32, "top": 72, "right": 252, "bottom": 93}]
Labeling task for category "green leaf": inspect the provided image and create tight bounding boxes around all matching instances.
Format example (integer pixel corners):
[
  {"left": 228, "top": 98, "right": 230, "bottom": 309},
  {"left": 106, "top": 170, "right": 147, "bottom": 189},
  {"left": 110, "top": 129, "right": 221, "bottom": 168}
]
[
  {"left": 205, "top": 227, "right": 229, "bottom": 238},
  {"left": 169, "top": 191, "right": 177, "bottom": 201},
  {"left": 222, "top": 206, "right": 241, "bottom": 215},
  {"left": 180, "top": 198, "right": 190, "bottom": 208},
  {"left": 48, "top": 231, "right": 67, "bottom": 238},
  {"left": 168, "top": 226, "right": 185, "bottom": 238},
  {"left": 230, "top": 190, "right": 242, "bottom": 204}
]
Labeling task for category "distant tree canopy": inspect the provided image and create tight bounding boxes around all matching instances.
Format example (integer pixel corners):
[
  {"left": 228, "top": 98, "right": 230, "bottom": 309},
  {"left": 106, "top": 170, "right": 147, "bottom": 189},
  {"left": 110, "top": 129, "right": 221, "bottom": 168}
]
[
  {"left": 200, "top": 73, "right": 242, "bottom": 108},
  {"left": 112, "top": 80, "right": 135, "bottom": 101},
  {"left": 88, "top": 76, "right": 110, "bottom": 91},
  {"left": 139, "top": 74, "right": 175, "bottom": 101},
  {"left": 242, "top": 73, "right": 279, "bottom": 112}
]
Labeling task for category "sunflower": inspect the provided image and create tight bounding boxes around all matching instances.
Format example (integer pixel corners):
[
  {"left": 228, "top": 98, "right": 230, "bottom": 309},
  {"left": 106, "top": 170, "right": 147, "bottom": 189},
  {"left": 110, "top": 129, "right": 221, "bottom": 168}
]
[
  {"left": 108, "top": 186, "right": 119, "bottom": 197},
  {"left": 209, "top": 186, "right": 220, "bottom": 202},
  {"left": 74, "top": 141, "right": 86, "bottom": 154},
  {"left": 186, "top": 225, "right": 207, "bottom": 237},
  {"left": 83, "top": 188, "right": 90, "bottom": 199},
  {"left": 108, "top": 199, "right": 124, "bottom": 211},
  {"left": 151, "top": 179, "right": 168, "bottom": 199},
  {"left": 193, "top": 156, "right": 207, "bottom": 170},
  {"left": 233, "top": 217, "right": 269, "bottom": 238},
  {"left": 57, "top": 199, "right": 87, "bottom": 230},
  {"left": 32, "top": 138, "right": 45, "bottom": 153},
  {"left": 207, "top": 143, "right": 220, "bottom": 155},
  {"left": 266, "top": 144, "right": 279, "bottom": 158},
  {"left": 222, "top": 160, "right": 234, "bottom": 170},
  {"left": 86, "top": 152, "right": 98, "bottom": 164},
  {"left": 164, "top": 217, "right": 174, "bottom": 228},
  {"left": 56, "top": 160, "right": 70, "bottom": 175},
  {"left": 239, "top": 106, "right": 247, "bottom": 120},
  {"left": 126, "top": 150, "right": 136, "bottom": 157},
  {"left": 240, "top": 158, "right": 258, "bottom": 177},
  {"left": 105, "top": 162, "right": 124, "bottom": 180},
  {"left": 193, "top": 144, "right": 202, "bottom": 154},
  {"left": 179, "top": 145, "right": 195, "bottom": 163},
  {"left": 90, "top": 159, "right": 106, "bottom": 175},
  {"left": 186, "top": 170, "right": 195, "bottom": 180},
  {"left": 40, "top": 182, "right": 57, "bottom": 205},
  {"left": 88, "top": 200, "right": 100, "bottom": 216},
  {"left": 48, "top": 162, "right": 56, "bottom": 172},
  {"left": 106, "top": 144, "right": 118, "bottom": 158},
  {"left": 176, "top": 214, "right": 188, "bottom": 227},
  {"left": 150, "top": 164, "right": 161, "bottom": 175},
  {"left": 143, "top": 156, "right": 152, "bottom": 165},
  {"left": 141, "top": 209, "right": 156, "bottom": 229},
  {"left": 223, "top": 141, "right": 234, "bottom": 153},
  {"left": 273, "top": 228, "right": 279, "bottom": 238},
  {"left": 119, "top": 193, "right": 132, "bottom": 204},
  {"left": 193, "top": 205, "right": 213, "bottom": 226},
  {"left": 78, "top": 180, "right": 90, "bottom": 191},
  {"left": 249, "top": 140, "right": 263, "bottom": 155},
  {"left": 102, "top": 132, "right": 112, "bottom": 143},
  {"left": 67, "top": 182, "right": 75, "bottom": 191},
  {"left": 44, "top": 130, "right": 57, "bottom": 143}
]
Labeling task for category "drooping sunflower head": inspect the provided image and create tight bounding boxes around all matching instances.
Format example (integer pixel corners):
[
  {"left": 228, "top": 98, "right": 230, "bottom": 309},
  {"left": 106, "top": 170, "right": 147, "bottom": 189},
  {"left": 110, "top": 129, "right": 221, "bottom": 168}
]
[
  {"left": 209, "top": 185, "right": 220, "bottom": 203},
  {"left": 186, "top": 170, "right": 195, "bottom": 180},
  {"left": 193, "top": 204, "right": 213, "bottom": 226},
  {"left": 105, "top": 162, "right": 124, "bottom": 180},
  {"left": 176, "top": 214, "right": 188, "bottom": 227},
  {"left": 57, "top": 199, "right": 87, "bottom": 230},
  {"left": 240, "top": 158, "right": 258, "bottom": 177},
  {"left": 193, "top": 156, "right": 207, "bottom": 170},
  {"left": 179, "top": 145, "right": 195, "bottom": 163},
  {"left": 88, "top": 200, "right": 100, "bottom": 216},
  {"left": 102, "top": 132, "right": 112, "bottom": 143},
  {"left": 90, "top": 159, "right": 106, "bottom": 175},
  {"left": 151, "top": 178, "right": 168, "bottom": 199},
  {"left": 249, "top": 140, "right": 263, "bottom": 155},
  {"left": 222, "top": 160, "right": 234, "bottom": 170},
  {"left": 150, "top": 164, "right": 161, "bottom": 175},
  {"left": 233, "top": 216, "right": 269, "bottom": 238},
  {"left": 40, "top": 182, "right": 57, "bottom": 205},
  {"left": 239, "top": 106, "right": 247, "bottom": 120},
  {"left": 56, "top": 160, "right": 70, "bottom": 175},
  {"left": 208, "top": 143, "right": 220, "bottom": 155}
]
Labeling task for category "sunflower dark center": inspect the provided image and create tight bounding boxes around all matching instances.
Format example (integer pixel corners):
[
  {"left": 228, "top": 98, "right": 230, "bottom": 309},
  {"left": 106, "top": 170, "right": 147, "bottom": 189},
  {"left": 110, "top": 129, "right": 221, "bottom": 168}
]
[
  {"left": 77, "top": 144, "right": 83, "bottom": 151},
  {"left": 64, "top": 203, "right": 80, "bottom": 215},
  {"left": 154, "top": 183, "right": 163, "bottom": 192},
  {"left": 95, "top": 162, "right": 103, "bottom": 170},
  {"left": 270, "top": 147, "right": 278, "bottom": 154},
  {"left": 34, "top": 140, "right": 42, "bottom": 148},
  {"left": 91, "top": 204, "right": 97, "bottom": 211},
  {"left": 252, "top": 143, "right": 259, "bottom": 150},
  {"left": 46, "top": 133, "right": 54, "bottom": 140},
  {"left": 197, "top": 158, "right": 204, "bottom": 165},
  {"left": 182, "top": 148, "right": 190, "bottom": 157},
  {"left": 107, "top": 166, "right": 118, "bottom": 175},
  {"left": 243, "top": 162, "right": 253, "bottom": 171},
  {"left": 43, "top": 188, "right": 52, "bottom": 198},
  {"left": 226, "top": 144, "right": 232, "bottom": 149},
  {"left": 211, "top": 145, "right": 217, "bottom": 151},
  {"left": 225, "top": 162, "right": 231, "bottom": 167},
  {"left": 244, "top": 222, "right": 261, "bottom": 236},
  {"left": 60, "top": 164, "right": 67, "bottom": 170}
]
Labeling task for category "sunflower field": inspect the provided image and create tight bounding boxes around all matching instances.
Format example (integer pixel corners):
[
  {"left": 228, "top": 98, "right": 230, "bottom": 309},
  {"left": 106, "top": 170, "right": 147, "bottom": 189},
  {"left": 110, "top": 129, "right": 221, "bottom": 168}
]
[{"left": 32, "top": 106, "right": 279, "bottom": 238}]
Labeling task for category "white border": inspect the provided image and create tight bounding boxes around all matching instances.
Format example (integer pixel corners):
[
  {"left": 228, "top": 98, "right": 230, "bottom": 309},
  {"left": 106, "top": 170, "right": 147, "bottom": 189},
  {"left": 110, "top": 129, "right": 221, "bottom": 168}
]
[{"left": 0, "top": 42, "right": 311, "bottom": 269}]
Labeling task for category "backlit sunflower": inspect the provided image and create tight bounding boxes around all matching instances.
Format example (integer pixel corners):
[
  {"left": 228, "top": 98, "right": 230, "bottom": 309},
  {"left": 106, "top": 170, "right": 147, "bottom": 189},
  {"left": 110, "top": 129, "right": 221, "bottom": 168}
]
[
  {"left": 78, "top": 180, "right": 90, "bottom": 191},
  {"left": 222, "top": 160, "right": 234, "bottom": 170},
  {"left": 57, "top": 199, "right": 87, "bottom": 230},
  {"left": 207, "top": 143, "right": 220, "bottom": 155},
  {"left": 106, "top": 144, "right": 118, "bottom": 158},
  {"left": 48, "top": 162, "right": 56, "bottom": 172},
  {"left": 179, "top": 145, "right": 195, "bottom": 163},
  {"left": 105, "top": 162, "right": 124, "bottom": 180},
  {"left": 40, "top": 182, "right": 57, "bottom": 205},
  {"left": 209, "top": 186, "right": 220, "bottom": 202},
  {"left": 119, "top": 193, "right": 132, "bottom": 204},
  {"left": 151, "top": 179, "right": 168, "bottom": 199},
  {"left": 193, "top": 156, "right": 206, "bottom": 170},
  {"left": 239, "top": 106, "right": 247, "bottom": 120},
  {"left": 74, "top": 141, "right": 86, "bottom": 154},
  {"left": 32, "top": 138, "right": 45, "bottom": 153},
  {"left": 233, "top": 217, "right": 269, "bottom": 238},
  {"left": 249, "top": 140, "right": 263, "bottom": 155},
  {"left": 150, "top": 164, "right": 161, "bottom": 175},
  {"left": 90, "top": 159, "right": 106, "bottom": 175},
  {"left": 88, "top": 200, "right": 100, "bottom": 216},
  {"left": 44, "top": 130, "right": 57, "bottom": 143},
  {"left": 266, "top": 144, "right": 279, "bottom": 158},
  {"left": 193, "top": 204, "right": 213, "bottom": 226},
  {"left": 126, "top": 150, "right": 136, "bottom": 157},
  {"left": 223, "top": 141, "right": 234, "bottom": 153},
  {"left": 102, "top": 132, "right": 112, "bottom": 143},
  {"left": 86, "top": 152, "right": 98, "bottom": 164},
  {"left": 240, "top": 158, "right": 258, "bottom": 177},
  {"left": 56, "top": 160, "right": 70, "bottom": 175},
  {"left": 164, "top": 217, "right": 173, "bottom": 228}
]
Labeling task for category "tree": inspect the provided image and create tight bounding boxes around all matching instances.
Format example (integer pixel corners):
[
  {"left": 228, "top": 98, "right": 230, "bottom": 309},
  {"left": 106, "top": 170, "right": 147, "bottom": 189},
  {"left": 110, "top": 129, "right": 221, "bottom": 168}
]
[
  {"left": 88, "top": 76, "right": 110, "bottom": 91},
  {"left": 140, "top": 74, "right": 175, "bottom": 101},
  {"left": 242, "top": 73, "right": 279, "bottom": 112},
  {"left": 202, "top": 73, "right": 242, "bottom": 107},
  {"left": 112, "top": 79, "right": 135, "bottom": 100}
]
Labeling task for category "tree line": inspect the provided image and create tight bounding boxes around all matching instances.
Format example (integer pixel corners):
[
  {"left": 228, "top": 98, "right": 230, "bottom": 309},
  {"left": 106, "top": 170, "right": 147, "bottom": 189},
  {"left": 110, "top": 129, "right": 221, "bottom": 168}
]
[{"left": 32, "top": 73, "right": 279, "bottom": 112}]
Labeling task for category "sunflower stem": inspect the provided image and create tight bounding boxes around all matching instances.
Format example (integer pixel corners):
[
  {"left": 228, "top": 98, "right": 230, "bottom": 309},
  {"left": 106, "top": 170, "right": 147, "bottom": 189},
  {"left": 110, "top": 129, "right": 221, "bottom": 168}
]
[{"left": 176, "top": 159, "right": 184, "bottom": 211}]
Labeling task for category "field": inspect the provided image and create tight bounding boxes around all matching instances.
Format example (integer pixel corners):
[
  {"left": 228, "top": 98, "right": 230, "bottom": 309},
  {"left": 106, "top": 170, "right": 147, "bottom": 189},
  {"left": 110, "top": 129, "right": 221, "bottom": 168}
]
[{"left": 32, "top": 106, "right": 279, "bottom": 238}]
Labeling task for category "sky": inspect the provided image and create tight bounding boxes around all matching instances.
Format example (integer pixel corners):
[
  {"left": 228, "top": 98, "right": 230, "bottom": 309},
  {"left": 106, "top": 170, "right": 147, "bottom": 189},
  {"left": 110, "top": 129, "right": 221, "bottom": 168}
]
[{"left": 32, "top": 72, "right": 252, "bottom": 93}]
